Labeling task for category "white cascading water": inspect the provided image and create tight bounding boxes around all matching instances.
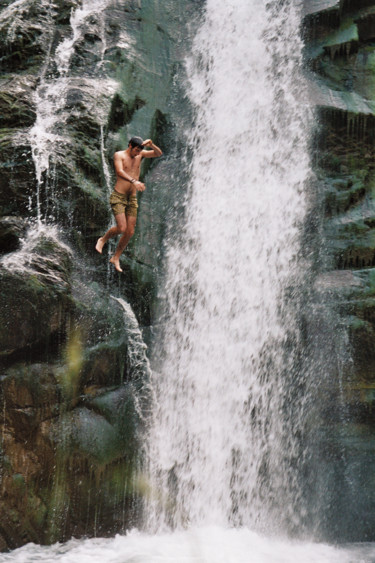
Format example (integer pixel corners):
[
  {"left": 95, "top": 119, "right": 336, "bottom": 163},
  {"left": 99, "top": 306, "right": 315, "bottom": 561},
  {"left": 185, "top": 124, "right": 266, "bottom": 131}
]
[{"left": 146, "top": 0, "right": 312, "bottom": 534}]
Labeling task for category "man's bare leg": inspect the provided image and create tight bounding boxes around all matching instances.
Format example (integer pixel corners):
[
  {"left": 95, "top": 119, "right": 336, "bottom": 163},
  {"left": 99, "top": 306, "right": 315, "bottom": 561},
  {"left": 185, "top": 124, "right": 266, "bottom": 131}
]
[
  {"left": 109, "top": 216, "right": 136, "bottom": 273},
  {"left": 96, "top": 238, "right": 104, "bottom": 253},
  {"left": 96, "top": 212, "right": 127, "bottom": 256},
  {"left": 96, "top": 225, "right": 119, "bottom": 254}
]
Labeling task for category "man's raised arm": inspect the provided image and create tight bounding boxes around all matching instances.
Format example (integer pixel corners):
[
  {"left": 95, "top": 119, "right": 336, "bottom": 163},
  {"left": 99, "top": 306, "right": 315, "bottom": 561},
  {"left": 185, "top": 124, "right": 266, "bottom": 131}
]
[{"left": 141, "top": 139, "right": 163, "bottom": 158}]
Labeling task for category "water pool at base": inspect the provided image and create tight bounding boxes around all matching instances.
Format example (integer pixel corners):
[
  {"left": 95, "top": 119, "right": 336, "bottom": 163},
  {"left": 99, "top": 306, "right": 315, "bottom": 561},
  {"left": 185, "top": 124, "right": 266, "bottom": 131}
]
[{"left": 1, "top": 528, "right": 375, "bottom": 563}]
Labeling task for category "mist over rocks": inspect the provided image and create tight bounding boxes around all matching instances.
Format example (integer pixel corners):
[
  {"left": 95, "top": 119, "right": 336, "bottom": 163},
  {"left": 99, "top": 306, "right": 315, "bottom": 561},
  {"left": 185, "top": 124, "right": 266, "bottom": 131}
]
[{"left": 0, "top": 0, "right": 196, "bottom": 550}]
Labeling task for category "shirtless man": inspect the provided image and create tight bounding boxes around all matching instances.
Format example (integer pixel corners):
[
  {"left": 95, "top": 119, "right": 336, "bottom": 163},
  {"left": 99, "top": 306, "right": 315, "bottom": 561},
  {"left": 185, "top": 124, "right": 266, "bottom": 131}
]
[{"left": 95, "top": 136, "right": 163, "bottom": 272}]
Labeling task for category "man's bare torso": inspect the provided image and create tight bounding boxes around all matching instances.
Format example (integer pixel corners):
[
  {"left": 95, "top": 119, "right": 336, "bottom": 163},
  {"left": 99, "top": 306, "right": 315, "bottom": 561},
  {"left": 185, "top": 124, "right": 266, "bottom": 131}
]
[{"left": 114, "top": 150, "right": 142, "bottom": 195}]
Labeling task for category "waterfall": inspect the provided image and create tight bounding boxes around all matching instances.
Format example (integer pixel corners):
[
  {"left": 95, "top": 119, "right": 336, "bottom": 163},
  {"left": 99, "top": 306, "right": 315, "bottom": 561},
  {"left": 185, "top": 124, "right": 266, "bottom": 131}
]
[{"left": 147, "top": 0, "right": 314, "bottom": 534}]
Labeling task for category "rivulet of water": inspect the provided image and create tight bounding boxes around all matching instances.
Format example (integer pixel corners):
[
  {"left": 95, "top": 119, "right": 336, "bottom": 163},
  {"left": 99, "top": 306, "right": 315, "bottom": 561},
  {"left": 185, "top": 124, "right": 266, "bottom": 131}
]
[
  {"left": 26, "top": 0, "right": 115, "bottom": 223},
  {"left": 146, "top": 0, "right": 315, "bottom": 535},
  {"left": 111, "top": 296, "right": 153, "bottom": 385}
]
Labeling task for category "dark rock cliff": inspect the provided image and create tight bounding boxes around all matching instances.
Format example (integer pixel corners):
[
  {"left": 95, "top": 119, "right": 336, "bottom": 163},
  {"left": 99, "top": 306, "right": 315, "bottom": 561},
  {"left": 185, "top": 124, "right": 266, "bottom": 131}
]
[
  {"left": 304, "top": 0, "right": 375, "bottom": 542},
  {"left": 0, "top": 0, "right": 197, "bottom": 550}
]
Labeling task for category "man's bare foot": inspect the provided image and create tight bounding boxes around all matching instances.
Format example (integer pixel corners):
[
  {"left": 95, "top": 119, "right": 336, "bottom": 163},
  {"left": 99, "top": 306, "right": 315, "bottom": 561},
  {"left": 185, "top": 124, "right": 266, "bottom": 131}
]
[
  {"left": 109, "top": 257, "right": 123, "bottom": 273},
  {"left": 95, "top": 237, "right": 105, "bottom": 254}
]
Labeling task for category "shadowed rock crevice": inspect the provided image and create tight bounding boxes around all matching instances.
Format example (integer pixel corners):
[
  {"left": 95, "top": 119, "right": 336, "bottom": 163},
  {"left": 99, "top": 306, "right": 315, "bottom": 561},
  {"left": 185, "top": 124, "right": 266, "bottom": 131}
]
[{"left": 107, "top": 93, "right": 146, "bottom": 133}]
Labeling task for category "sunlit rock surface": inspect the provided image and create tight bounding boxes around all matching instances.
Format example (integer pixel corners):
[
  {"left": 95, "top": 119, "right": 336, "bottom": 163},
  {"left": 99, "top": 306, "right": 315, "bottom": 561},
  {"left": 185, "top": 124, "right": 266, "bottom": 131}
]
[{"left": 0, "top": 0, "right": 195, "bottom": 550}]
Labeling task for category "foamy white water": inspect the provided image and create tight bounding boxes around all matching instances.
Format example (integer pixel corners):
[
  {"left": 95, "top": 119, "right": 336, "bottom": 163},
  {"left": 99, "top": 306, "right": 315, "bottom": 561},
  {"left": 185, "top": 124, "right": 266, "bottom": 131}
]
[
  {"left": 1, "top": 528, "right": 375, "bottom": 563},
  {"left": 147, "top": 0, "right": 313, "bottom": 534}
]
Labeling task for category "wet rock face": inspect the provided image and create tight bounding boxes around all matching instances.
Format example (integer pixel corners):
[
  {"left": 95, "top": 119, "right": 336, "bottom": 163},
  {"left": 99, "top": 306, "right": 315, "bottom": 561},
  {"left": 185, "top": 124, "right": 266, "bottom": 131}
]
[
  {"left": 0, "top": 232, "right": 72, "bottom": 356},
  {"left": 0, "top": 229, "right": 149, "bottom": 548},
  {"left": 0, "top": 0, "right": 57, "bottom": 72},
  {"left": 304, "top": 0, "right": 375, "bottom": 543},
  {"left": 0, "top": 0, "right": 195, "bottom": 551}
]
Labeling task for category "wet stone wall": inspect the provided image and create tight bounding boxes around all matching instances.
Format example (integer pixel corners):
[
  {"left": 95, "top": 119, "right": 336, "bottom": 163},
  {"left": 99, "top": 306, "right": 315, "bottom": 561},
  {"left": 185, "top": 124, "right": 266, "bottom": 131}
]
[
  {"left": 304, "top": 0, "right": 375, "bottom": 542},
  {"left": 0, "top": 0, "right": 196, "bottom": 550}
]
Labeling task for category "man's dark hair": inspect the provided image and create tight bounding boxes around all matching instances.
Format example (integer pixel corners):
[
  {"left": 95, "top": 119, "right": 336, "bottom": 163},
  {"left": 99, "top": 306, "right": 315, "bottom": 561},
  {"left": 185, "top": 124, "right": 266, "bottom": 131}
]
[{"left": 129, "top": 136, "right": 144, "bottom": 148}]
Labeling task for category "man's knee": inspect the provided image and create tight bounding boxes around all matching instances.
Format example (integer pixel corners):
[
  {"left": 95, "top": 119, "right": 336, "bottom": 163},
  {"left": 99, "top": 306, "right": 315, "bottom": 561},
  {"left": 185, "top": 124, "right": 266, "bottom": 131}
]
[
  {"left": 127, "top": 225, "right": 136, "bottom": 238},
  {"left": 126, "top": 218, "right": 136, "bottom": 238},
  {"left": 117, "top": 225, "right": 127, "bottom": 235}
]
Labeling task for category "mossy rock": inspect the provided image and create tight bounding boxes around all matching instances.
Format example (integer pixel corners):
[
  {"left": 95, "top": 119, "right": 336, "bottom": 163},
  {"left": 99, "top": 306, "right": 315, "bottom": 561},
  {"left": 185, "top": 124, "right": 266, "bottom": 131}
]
[
  {"left": 355, "top": 8, "right": 375, "bottom": 42},
  {"left": 314, "top": 43, "right": 375, "bottom": 102},
  {"left": 54, "top": 0, "right": 80, "bottom": 25},
  {"left": 302, "top": 2, "right": 340, "bottom": 46},
  {"left": 0, "top": 363, "right": 61, "bottom": 434},
  {"left": 313, "top": 81, "right": 375, "bottom": 115},
  {"left": 71, "top": 279, "right": 127, "bottom": 348},
  {"left": 305, "top": 15, "right": 359, "bottom": 64},
  {"left": 0, "top": 75, "right": 37, "bottom": 128},
  {"left": 324, "top": 177, "right": 366, "bottom": 216},
  {"left": 325, "top": 213, "right": 375, "bottom": 268},
  {"left": 113, "top": 256, "right": 156, "bottom": 327},
  {"left": 0, "top": 231, "right": 73, "bottom": 356},
  {"left": 79, "top": 340, "right": 127, "bottom": 389},
  {"left": 107, "top": 93, "right": 146, "bottom": 133},
  {"left": 86, "top": 383, "right": 147, "bottom": 440},
  {"left": 53, "top": 407, "right": 130, "bottom": 466},
  {"left": 0, "top": 497, "right": 47, "bottom": 550},
  {"left": 40, "top": 153, "right": 109, "bottom": 236},
  {"left": 346, "top": 316, "right": 375, "bottom": 382},
  {"left": 67, "top": 277, "right": 148, "bottom": 391},
  {"left": 64, "top": 77, "right": 117, "bottom": 138}
]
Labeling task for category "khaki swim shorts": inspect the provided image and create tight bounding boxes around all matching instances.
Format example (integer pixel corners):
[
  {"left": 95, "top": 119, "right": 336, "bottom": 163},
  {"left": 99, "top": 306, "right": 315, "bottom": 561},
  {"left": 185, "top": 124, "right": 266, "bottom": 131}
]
[{"left": 109, "top": 190, "right": 138, "bottom": 218}]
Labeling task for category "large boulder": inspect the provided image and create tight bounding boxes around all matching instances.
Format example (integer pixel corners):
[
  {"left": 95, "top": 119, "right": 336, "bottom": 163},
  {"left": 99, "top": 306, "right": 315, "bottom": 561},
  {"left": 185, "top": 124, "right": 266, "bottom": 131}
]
[
  {"left": 0, "top": 266, "right": 151, "bottom": 547},
  {"left": 0, "top": 228, "right": 73, "bottom": 356}
]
